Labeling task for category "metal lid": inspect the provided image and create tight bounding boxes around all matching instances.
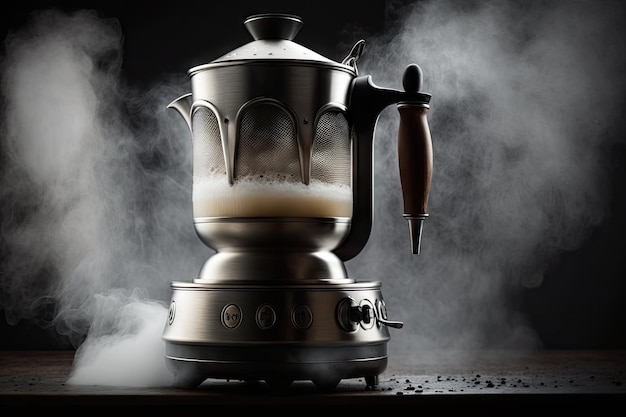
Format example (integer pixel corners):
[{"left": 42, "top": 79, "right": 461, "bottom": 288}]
[{"left": 190, "top": 14, "right": 361, "bottom": 73}]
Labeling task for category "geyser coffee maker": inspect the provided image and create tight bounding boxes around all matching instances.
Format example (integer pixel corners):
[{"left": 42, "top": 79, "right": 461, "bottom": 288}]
[{"left": 164, "top": 13, "right": 433, "bottom": 390}]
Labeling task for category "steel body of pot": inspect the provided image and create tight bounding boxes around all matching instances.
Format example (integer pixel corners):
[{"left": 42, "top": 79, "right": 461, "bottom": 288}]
[{"left": 168, "top": 14, "right": 432, "bottom": 283}]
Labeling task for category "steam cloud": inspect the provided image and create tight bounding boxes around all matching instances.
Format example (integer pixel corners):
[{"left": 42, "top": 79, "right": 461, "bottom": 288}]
[
  {"left": 0, "top": 10, "right": 206, "bottom": 386},
  {"left": 348, "top": 0, "right": 626, "bottom": 364},
  {"left": 0, "top": 1, "right": 625, "bottom": 387}
]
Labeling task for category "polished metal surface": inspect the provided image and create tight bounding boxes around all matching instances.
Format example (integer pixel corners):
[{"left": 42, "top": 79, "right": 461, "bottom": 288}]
[
  {"left": 404, "top": 214, "right": 428, "bottom": 255},
  {"left": 188, "top": 63, "right": 354, "bottom": 186},
  {"left": 193, "top": 217, "right": 350, "bottom": 251},
  {"left": 165, "top": 344, "right": 386, "bottom": 390},
  {"left": 163, "top": 281, "right": 391, "bottom": 344},
  {"left": 167, "top": 14, "right": 432, "bottom": 261},
  {"left": 193, "top": 217, "right": 351, "bottom": 283},
  {"left": 207, "top": 13, "right": 353, "bottom": 68},
  {"left": 196, "top": 251, "right": 351, "bottom": 283},
  {"left": 161, "top": 13, "right": 433, "bottom": 392},
  {"left": 163, "top": 281, "right": 395, "bottom": 389}
]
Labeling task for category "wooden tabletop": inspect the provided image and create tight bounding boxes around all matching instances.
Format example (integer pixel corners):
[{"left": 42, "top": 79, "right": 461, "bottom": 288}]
[{"left": 1, "top": 350, "right": 625, "bottom": 411}]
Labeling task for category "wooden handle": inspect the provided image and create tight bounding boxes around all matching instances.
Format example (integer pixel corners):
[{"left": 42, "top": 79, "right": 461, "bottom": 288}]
[{"left": 397, "top": 104, "right": 433, "bottom": 216}]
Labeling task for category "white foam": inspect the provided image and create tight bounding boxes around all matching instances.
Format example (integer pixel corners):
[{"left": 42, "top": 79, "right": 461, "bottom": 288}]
[{"left": 193, "top": 174, "right": 353, "bottom": 218}]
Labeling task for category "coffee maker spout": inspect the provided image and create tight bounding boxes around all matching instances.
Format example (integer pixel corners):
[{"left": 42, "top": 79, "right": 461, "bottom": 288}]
[
  {"left": 167, "top": 93, "right": 193, "bottom": 132},
  {"left": 405, "top": 214, "right": 428, "bottom": 255}
]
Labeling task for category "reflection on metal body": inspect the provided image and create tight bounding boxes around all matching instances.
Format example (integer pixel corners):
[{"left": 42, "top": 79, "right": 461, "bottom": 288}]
[
  {"left": 163, "top": 281, "right": 390, "bottom": 389},
  {"left": 189, "top": 62, "right": 354, "bottom": 186},
  {"left": 164, "top": 281, "right": 389, "bottom": 343},
  {"left": 162, "top": 13, "right": 432, "bottom": 391},
  {"left": 193, "top": 217, "right": 351, "bottom": 283}
]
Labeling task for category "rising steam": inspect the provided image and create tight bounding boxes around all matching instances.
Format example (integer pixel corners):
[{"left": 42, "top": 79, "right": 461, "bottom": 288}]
[
  {"left": 0, "top": 0, "right": 624, "bottom": 387},
  {"left": 348, "top": 0, "right": 626, "bottom": 363},
  {"left": 0, "top": 10, "right": 206, "bottom": 386}
]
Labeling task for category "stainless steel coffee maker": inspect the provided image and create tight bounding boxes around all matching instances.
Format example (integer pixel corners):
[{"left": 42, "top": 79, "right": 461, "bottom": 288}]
[{"left": 163, "top": 13, "right": 433, "bottom": 391}]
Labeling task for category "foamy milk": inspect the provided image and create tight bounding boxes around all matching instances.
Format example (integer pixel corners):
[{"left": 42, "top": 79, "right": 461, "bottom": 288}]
[{"left": 193, "top": 175, "right": 353, "bottom": 218}]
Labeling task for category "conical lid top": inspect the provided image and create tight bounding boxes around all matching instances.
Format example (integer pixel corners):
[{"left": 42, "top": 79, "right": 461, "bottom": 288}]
[{"left": 211, "top": 14, "right": 344, "bottom": 66}]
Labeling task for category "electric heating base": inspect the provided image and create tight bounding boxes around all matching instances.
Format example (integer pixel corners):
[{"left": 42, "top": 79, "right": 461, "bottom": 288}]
[{"left": 163, "top": 281, "right": 396, "bottom": 390}]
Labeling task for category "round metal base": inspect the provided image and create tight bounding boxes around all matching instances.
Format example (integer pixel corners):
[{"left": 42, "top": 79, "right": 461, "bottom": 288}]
[
  {"left": 165, "top": 343, "right": 386, "bottom": 391},
  {"left": 163, "top": 281, "right": 392, "bottom": 391}
]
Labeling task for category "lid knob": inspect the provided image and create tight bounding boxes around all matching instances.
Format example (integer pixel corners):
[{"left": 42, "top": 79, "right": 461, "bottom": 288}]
[{"left": 244, "top": 14, "right": 303, "bottom": 41}]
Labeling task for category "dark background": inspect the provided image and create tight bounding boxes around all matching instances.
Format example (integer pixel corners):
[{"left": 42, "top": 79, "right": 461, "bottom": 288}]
[
  {"left": 1, "top": 0, "right": 625, "bottom": 350},
  {"left": 0, "top": 0, "right": 389, "bottom": 89}
]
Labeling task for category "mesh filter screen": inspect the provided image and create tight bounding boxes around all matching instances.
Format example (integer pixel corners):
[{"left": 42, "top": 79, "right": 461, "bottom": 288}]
[
  {"left": 191, "top": 104, "right": 351, "bottom": 188},
  {"left": 312, "top": 112, "right": 351, "bottom": 186},
  {"left": 236, "top": 104, "right": 300, "bottom": 182},
  {"left": 192, "top": 107, "right": 225, "bottom": 177},
  {"left": 189, "top": 104, "right": 353, "bottom": 218}
]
